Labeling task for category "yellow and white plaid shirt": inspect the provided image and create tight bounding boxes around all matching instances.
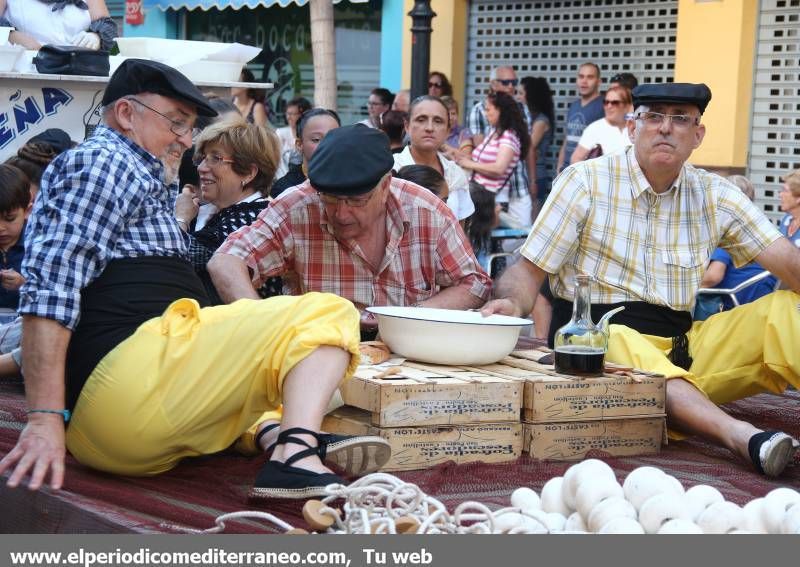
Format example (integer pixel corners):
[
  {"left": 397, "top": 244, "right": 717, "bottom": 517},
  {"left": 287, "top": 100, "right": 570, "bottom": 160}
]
[{"left": 521, "top": 147, "right": 782, "bottom": 312}]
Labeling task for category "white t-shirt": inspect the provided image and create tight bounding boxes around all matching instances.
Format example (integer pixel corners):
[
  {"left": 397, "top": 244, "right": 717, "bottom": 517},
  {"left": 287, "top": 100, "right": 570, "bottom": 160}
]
[
  {"left": 393, "top": 146, "right": 475, "bottom": 220},
  {"left": 577, "top": 118, "right": 632, "bottom": 156},
  {"left": 3, "top": 0, "right": 91, "bottom": 46}
]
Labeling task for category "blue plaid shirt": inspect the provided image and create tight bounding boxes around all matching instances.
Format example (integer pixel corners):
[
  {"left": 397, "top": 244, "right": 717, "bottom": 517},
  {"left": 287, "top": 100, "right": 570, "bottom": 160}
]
[{"left": 19, "top": 125, "right": 187, "bottom": 330}]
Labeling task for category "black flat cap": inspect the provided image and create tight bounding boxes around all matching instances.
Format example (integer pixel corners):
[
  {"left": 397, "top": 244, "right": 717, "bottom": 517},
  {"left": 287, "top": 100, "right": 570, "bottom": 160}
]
[
  {"left": 308, "top": 124, "right": 394, "bottom": 196},
  {"left": 632, "top": 83, "right": 712, "bottom": 114},
  {"left": 28, "top": 128, "right": 73, "bottom": 154},
  {"left": 101, "top": 59, "right": 217, "bottom": 117}
]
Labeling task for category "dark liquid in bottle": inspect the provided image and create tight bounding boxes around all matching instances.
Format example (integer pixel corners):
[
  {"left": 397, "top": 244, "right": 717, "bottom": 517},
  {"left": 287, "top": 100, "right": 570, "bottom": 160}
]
[{"left": 554, "top": 346, "right": 605, "bottom": 376}]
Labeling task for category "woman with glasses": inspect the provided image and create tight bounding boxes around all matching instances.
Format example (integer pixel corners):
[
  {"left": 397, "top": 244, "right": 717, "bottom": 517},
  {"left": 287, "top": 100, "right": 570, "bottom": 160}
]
[
  {"left": 427, "top": 71, "right": 453, "bottom": 98},
  {"left": 779, "top": 168, "right": 800, "bottom": 249},
  {"left": 518, "top": 77, "right": 556, "bottom": 202},
  {"left": 174, "top": 116, "right": 282, "bottom": 304},
  {"left": 570, "top": 86, "right": 633, "bottom": 164}
]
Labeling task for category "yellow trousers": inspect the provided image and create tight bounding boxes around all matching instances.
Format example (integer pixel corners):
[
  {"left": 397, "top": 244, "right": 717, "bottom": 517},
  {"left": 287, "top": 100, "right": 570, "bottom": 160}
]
[
  {"left": 65, "top": 293, "right": 360, "bottom": 476},
  {"left": 607, "top": 290, "right": 799, "bottom": 405}
]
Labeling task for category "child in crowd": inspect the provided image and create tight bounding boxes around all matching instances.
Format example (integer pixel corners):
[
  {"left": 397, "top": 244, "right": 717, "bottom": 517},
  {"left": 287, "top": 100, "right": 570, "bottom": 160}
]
[
  {"left": 0, "top": 164, "right": 31, "bottom": 317},
  {"left": 467, "top": 180, "right": 501, "bottom": 268},
  {"left": 0, "top": 164, "right": 31, "bottom": 378},
  {"left": 394, "top": 165, "right": 449, "bottom": 201}
]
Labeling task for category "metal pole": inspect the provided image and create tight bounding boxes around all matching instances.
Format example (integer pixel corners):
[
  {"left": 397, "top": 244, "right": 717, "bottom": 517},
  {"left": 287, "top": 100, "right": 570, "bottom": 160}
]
[{"left": 408, "top": 0, "right": 437, "bottom": 101}]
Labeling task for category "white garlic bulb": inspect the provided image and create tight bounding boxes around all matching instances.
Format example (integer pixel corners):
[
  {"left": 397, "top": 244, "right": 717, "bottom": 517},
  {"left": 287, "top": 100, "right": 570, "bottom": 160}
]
[
  {"left": 575, "top": 477, "right": 624, "bottom": 520},
  {"left": 597, "top": 517, "right": 645, "bottom": 534},
  {"left": 742, "top": 498, "right": 768, "bottom": 534},
  {"left": 761, "top": 488, "right": 800, "bottom": 534},
  {"left": 564, "top": 512, "right": 588, "bottom": 532},
  {"left": 696, "top": 501, "right": 745, "bottom": 534},
  {"left": 623, "top": 466, "right": 679, "bottom": 511},
  {"left": 587, "top": 497, "right": 637, "bottom": 533},
  {"left": 684, "top": 484, "right": 725, "bottom": 521},
  {"left": 541, "top": 476, "right": 571, "bottom": 516},
  {"left": 780, "top": 503, "right": 800, "bottom": 535},
  {"left": 562, "top": 459, "right": 616, "bottom": 511},
  {"left": 638, "top": 492, "right": 691, "bottom": 534},
  {"left": 511, "top": 487, "right": 541, "bottom": 511}
]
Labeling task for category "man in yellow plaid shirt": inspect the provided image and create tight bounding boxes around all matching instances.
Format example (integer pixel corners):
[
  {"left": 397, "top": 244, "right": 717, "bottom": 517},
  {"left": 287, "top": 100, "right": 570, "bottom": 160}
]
[{"left": 485, "top": 83, "right": 800, "bottom": 477}]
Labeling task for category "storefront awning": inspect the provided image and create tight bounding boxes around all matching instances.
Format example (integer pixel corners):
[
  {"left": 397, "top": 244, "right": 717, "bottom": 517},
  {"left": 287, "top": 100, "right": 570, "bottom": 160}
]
[{"left": 142, "top": 0, "right": 365, "bottom": 11}]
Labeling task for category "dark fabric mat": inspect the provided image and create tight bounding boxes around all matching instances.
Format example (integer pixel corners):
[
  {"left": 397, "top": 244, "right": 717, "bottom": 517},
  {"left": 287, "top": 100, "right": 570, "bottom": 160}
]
[{"left": 1, "top": 381, "right": 798, "bottom": 533}]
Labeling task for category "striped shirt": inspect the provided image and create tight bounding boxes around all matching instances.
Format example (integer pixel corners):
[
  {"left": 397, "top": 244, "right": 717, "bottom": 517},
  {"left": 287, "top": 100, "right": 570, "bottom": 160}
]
[
  {"left": 470, "top": 129, "right": 522, "bottom": 194},
  {"left": 521, "top": 147, "right": 782, "bottom": 312},
  {"left": 19, "top": 125, "right": 187, "bottom": 330},
  {"left": 216, "top": 178, "right": 491, "bottom": 308},
  {"left": 467, "top": 98, "right": 531, "bottom": 199}
]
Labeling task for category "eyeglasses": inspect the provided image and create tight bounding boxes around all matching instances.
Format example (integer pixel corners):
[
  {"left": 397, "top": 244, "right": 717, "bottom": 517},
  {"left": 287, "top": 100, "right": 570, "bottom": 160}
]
[
  {"left": 192, "top": 153, "right": 236, "bottom": 167},
  {"left": 635, "top": 111, "right": 700, "bottom": 130},
  {"left": 367, "top": 101, "right": 386, "bottom": 107},
  {"left": 428, "top": 82, "right": 443, "bottom": 89},
  {"left": 127, "top": 97, "right": 192, "bottom": 137},
  {"left": 495, "top": 78, "right": 519, "bottom": 87},
  {"left": 318, "top": 188, "right": 377, "bottom": 208},
  {"left": 603, "top": 99, "right": 624, "bottom": 106}
]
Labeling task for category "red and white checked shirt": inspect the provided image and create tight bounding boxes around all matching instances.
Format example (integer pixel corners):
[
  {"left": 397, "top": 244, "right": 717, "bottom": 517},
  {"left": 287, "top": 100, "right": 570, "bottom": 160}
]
[{"left": 216, "top": 178, "right": 492, "bottom": 308}]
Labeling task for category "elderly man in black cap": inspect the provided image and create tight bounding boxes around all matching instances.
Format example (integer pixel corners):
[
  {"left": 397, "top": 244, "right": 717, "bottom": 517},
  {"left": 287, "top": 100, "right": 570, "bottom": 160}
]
[
  {"left": 0, "top": 59, "right": 390, "bottom": 499},
  {"left": 208, "top": 124, "right": 491, "bottom": 454},
  {"left": 484, "top": 82, "right": 800, "bottom": 477},
  {"left": 210, "top": 124, "right": 490, "bottom": 313}
]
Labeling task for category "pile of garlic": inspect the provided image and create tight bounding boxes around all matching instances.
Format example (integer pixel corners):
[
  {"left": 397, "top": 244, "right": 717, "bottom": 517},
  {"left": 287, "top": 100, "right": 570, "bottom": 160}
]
[{"left": 486, "top": 459, "right": 800, "bottom": 534}]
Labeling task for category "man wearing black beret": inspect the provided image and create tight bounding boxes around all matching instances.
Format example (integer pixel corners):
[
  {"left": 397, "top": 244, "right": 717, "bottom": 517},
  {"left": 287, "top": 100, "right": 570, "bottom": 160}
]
[
  {"left": 210, "top": 124, "right": 490, "bottom": 314},
  {"left": 485, "top": 82, "right": 800, "bottom": 477},
  {"left": 1, "top": 59, "right": 389, "bottom": 500}
]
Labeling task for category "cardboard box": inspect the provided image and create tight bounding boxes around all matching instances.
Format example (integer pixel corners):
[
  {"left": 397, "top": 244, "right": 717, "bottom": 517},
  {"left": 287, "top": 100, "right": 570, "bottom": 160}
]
[
  {"left": 340, "top": 365, "right": 522, "bottom": 427},
  {"left": 323, "top": 407, "right": 522, "bottom": 471},
  {"left": 522, "top": 373, "right": 666, "bottom": 423},
  {"left": 522, "top": 417, "right": 665, "bottom": 461},
  {"left": 497, "top": 351, "right": 666, "bottom": 423}
]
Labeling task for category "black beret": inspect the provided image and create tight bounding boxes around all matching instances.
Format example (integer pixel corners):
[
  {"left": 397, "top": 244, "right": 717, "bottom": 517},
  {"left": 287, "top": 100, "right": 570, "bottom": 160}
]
[
  {"left": 28, "top": 128, "right": 73, "bottom": 154},
  {"left": 632, "top": 83, "right": 712, "bottom": 114},
  {"left": 308, "top": 124, "right": 394, "bottom": 196},
  {"left": 101, "top": 59, "right": 217, "bottom": 117}
]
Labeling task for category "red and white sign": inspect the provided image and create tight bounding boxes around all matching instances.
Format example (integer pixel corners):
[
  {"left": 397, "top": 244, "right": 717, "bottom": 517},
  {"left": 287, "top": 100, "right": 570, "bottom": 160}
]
[{"left": 125, "top": 0, "right": 145, "bottom": 26}]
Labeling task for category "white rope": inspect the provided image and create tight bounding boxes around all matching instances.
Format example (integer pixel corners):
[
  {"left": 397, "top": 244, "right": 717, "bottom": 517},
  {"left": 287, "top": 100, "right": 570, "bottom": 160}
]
[{"left": 161, "top": 468, "right": 800, "bottom": 535}]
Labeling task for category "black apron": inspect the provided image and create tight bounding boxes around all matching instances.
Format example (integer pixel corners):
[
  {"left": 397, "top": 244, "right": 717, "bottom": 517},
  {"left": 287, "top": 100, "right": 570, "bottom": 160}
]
[{"left": 65, "top": 256, "right": 210, "bottom": 410}]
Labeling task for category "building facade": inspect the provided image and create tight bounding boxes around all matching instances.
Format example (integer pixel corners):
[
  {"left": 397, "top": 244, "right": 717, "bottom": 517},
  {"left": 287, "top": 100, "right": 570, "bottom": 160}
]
[{"left": 130, "top": 0, "right": 799, "bottom": 224}]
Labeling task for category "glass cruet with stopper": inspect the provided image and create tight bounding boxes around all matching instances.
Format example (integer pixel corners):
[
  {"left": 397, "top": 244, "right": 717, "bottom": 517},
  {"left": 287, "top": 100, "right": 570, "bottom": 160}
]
[{"left": 553, "top": 275, "right": 625, "bottom": 376}]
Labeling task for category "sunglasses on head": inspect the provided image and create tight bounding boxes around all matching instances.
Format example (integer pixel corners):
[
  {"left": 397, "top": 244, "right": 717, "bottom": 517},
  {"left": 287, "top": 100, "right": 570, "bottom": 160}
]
[{"left": 496, "top": 78, "right": 519, "bottom": 87}]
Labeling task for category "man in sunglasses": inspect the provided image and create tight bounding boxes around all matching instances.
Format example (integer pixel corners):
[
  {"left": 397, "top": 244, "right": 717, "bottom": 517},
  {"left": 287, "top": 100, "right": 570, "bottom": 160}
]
[
  {"left": 466, "top": 65, "right": 534, "bottom": 223},
  {"left": 210, "top": 124, "right": 491, "bottom": 325},
  {"left": 2, "top": 59, "right": 391, "bottom": 499},
  {"left": 484, "top": 82, "right": 800, "bottom": 477},
  {"left": 557, "top": 62, "right": 604, "bottom": 172}
]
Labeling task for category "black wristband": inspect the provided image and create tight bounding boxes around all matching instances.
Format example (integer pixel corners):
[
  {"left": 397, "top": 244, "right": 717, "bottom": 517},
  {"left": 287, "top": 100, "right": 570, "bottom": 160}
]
[{"left": 88, "top": 16, "right": 118, "bottom": 52}]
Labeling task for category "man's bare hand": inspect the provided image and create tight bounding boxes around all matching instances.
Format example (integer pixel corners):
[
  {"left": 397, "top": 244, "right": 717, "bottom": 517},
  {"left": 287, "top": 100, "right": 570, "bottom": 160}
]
[
  {"left": 481, "top": 298, "right": 523, "bottom": 318},
  {"left": 0, "top": 415, "right": 66, "bottom": 490}
]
